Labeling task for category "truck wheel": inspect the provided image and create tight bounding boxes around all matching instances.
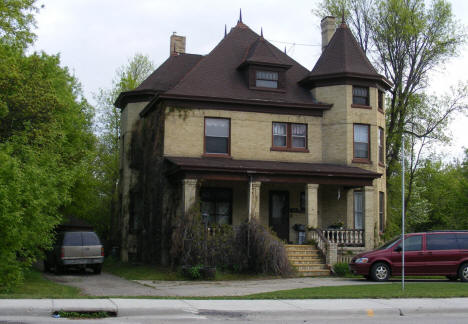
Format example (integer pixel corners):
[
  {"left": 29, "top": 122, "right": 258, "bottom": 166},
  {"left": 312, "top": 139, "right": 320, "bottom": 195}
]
[
  {"left": 459, "top": 263, "right": 468, "bottom": 282},
  {"left": 54, "top": 264, "right": 62, "bottom": 275},
  {"left": 370, "top": 262, "right": 390, "bottom": 282},
  {"left": 93, "top": 264, "right": 102, "bottom": 274}
]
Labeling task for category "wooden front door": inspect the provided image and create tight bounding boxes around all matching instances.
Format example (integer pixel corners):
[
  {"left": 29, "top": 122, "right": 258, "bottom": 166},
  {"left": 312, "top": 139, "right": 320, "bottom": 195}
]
[{"left": 269, "top": 191, "right": 289, "bottom": 242}]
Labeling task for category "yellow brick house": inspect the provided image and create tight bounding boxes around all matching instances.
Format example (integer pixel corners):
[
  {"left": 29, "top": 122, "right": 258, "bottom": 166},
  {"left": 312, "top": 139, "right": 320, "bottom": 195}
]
[{"left": 115, "top": 16, "right": 391, "bottom": 266}]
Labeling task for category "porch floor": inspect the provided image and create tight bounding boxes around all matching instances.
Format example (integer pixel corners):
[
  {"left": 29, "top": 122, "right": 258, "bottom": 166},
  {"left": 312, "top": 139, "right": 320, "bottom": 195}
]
[{"left": 285, "top": 244, "right": 330, "bottom": 277}]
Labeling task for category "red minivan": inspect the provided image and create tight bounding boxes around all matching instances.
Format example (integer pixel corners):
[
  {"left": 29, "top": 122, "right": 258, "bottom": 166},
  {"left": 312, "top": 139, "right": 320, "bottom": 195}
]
[{"left": 349, "top": 231, "right": 468, "bottom": 281}]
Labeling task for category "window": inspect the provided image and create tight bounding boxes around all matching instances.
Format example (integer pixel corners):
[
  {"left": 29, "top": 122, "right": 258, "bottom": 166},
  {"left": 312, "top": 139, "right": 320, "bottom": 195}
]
[
  {"left": 256, "top": 70, "right": 278, "bottom": 88},
  {"left": 205, "top": 118, "right": 230, "bottom": 155},
  {"left": 353, "top": 124, "right": 370, "bottom": 162},
  {"left": 379, "top": 192, "right": 385, "bottom": 232},
  {"left": 427, "top": 234, "right": 458, "bottom": 250},
  {"left": 354, "top": 191, "right": 364, "bottom": 229},
  {"left": 378, "top": 90, "right": 384, "bottom": 111},
  {"left": 378, "top": 127, "right": 384, "bottom": 164},
  {"left": 200, "top": 188, "right": 232, "bottom": 225},
  {"left": 396, "top": 235, "right": 422, "bottom": 251},
  {"left": 272, "top": 122, "right": 308, "bottom": 151},
  {"left": 456, "top": 234, "right": 468, "bottom": 249},
  {"left": 353, "top": 86, "right": 369, "bottom": 106},
  {"left": 63, "top": 232, "right": 82, "bottom": 246}
]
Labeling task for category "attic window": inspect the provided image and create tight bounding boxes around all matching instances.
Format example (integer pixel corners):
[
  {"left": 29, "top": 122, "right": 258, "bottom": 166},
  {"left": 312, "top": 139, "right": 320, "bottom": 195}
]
[
  {"left": 256, "top": 71, "right": 278, "bottom": 88},
  {"left": 353, "top": 86, "right": 369, "bottom": 106}
]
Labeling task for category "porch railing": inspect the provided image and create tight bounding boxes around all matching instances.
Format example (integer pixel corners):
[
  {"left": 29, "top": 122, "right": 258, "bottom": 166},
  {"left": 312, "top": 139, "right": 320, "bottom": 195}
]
[
  {"left": 321, "top": 229, "right": 364, "bottom": 247},
  {"left": 309, "top": 229, "right": 337, "bottom": 266}
]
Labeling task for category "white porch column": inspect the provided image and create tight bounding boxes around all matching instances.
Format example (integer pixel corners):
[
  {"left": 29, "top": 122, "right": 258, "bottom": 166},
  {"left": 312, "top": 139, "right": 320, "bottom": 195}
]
[
  {"left": 364, "top": 185, "right": 376, "bottom": 249},
  {"left": 306, "top": 184, "right": 319, "bottom": 229},
  {"left": 249, "top": 181, "right": 261, "bottom": 221},
  {"left": 183, "top": 179, "right": 198, "bottom": 217}
]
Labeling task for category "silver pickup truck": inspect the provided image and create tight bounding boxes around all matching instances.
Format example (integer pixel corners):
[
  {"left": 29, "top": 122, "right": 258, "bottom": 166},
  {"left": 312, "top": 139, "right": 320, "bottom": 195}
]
[{"left": 44, "top": 231, "right": 104, "bottom": 274}]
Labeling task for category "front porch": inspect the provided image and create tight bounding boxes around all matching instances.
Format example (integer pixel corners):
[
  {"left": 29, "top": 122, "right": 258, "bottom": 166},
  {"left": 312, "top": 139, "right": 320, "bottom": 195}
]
[{"left": 168, "top": 156, "right": 382, "bottom": 264}]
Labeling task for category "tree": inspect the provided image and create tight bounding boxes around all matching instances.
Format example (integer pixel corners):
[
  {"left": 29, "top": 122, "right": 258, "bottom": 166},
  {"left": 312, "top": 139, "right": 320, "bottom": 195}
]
[
  {"left": 314, "top": 0, "right": 465, "bottom": 176},
  {"left": 0, "top": 0, "right": 38, "bottom": 48},
  {"left": 91, "top": 53, "right": 154, "bottom": 244}
]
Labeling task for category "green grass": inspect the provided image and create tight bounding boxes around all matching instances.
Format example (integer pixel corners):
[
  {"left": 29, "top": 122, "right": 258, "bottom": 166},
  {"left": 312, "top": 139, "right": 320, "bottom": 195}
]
[
  {"left": 242, "top": 282, "right": 468, "bottom": 299},
  {"left": 0, "top": 269, "right": 82, "bottom": 299},
  {"left": 103, "top": 258, "right": 274, "bottom": 281}
]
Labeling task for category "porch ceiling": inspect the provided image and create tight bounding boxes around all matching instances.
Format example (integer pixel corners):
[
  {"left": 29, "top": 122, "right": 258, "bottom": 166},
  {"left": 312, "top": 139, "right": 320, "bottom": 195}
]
[{"left": 165, "top": 156, "right": 381, "bottom": 186}]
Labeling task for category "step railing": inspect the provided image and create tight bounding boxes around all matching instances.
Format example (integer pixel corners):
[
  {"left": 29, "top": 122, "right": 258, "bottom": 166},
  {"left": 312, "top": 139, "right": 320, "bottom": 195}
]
[
  {"left": 321, "top": 229, "right": 364, "bottom": 247},
  {"left": 308, "top": 229, "right": 337, "bottom": 266}
]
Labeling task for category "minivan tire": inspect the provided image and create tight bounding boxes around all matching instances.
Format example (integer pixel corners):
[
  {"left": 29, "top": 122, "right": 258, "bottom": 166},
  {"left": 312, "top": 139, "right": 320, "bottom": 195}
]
[
  {"left": 370, "top": 262, "right": 390, "bottom": 281},
  {"left": 459, "top": 263, "right": 468, "bottom": 282}
]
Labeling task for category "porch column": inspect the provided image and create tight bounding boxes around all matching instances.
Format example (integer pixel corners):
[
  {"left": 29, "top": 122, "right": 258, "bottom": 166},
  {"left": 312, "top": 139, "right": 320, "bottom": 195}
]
[
  {"left": 183, "top": 179, "right": 198, "bottom": 217},
  {"left": 306, "top": 184, "right": 319, "bottom": 229},
  {"left": 364, "top": 185, "right": 376, "bottom": 249},
  {"left": 249, "top": 181, "right": 261, "bottom": 221}
]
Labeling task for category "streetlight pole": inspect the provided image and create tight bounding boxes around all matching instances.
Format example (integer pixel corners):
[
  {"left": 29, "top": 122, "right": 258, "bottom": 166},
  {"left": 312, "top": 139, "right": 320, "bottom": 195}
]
[{"left": 401, "top": 137, "right": 405, "bottom": 290}]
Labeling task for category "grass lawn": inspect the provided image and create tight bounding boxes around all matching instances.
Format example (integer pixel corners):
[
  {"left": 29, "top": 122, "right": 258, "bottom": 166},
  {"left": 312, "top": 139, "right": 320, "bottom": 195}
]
[
  {"left": 242, "top": 282, "right": 468, "bottom": 299},
  {"left": 103, "top": 258, "right": 275, "bottom": 281},
  {"left": 0, "top": 269, "right": 82, "bottom": 299}
]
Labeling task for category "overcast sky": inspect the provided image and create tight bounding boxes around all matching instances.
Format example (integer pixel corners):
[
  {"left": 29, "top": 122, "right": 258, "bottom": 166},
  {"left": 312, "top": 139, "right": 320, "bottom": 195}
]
[{"left": 31, "top": 0, "right": 468, "bottom": 159}]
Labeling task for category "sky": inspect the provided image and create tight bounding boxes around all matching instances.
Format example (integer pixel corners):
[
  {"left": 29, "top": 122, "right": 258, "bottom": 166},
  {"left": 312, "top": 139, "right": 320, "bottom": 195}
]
[{"left": 32, "top": 0, "right": 468, "bottom": 159}]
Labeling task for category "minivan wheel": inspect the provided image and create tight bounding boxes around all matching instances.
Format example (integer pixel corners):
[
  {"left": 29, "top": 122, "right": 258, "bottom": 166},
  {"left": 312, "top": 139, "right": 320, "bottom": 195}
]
[
  {"left": 459, "top": 263, "right": 468, "bottom": 282},
  {"left": 370, "top": 262, "right": 390, "bottom": 282}
]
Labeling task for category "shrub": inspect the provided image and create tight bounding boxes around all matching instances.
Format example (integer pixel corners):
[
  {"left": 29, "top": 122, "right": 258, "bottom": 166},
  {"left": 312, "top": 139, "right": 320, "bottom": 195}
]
[{"left": 333, "top": 262, "right": 350, "bottom": 277}]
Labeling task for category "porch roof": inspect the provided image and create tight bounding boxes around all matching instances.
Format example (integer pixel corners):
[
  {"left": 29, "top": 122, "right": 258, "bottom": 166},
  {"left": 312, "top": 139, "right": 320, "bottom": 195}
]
[{"left": 166, "top": 156, "right": 381, "bottom": 186}]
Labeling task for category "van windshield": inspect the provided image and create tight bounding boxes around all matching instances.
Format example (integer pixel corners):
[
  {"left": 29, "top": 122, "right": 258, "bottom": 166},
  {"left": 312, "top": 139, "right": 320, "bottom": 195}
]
[{"left": 377, "top": 236, "right": 400, "bottom": 250}]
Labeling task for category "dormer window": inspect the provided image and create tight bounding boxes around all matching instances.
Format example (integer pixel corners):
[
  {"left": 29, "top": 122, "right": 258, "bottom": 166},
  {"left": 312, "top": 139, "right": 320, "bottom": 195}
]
[{"left": 256, "top": 71, "right": 278, "bottom": 88}]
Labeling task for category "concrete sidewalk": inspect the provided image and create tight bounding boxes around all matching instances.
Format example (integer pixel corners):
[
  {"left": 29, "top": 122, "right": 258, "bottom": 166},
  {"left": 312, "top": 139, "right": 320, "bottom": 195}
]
[{"left": 1, "top": 298, "right": 467, "bottom": 317}]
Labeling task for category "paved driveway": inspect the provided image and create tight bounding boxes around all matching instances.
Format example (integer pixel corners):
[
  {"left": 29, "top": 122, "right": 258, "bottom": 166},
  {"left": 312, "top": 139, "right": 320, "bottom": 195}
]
[{"left": 44, "top": 271, "right": 382, "bottom": 297}]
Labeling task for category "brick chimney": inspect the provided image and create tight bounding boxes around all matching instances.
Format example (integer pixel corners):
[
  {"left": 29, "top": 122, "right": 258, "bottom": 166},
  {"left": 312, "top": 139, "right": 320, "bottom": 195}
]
[
  {"left": 321, "top": 16, "right": 336, "bottom": 52},
  {"left": 170, "top": 32, "right": 186, "bottom": 56}
]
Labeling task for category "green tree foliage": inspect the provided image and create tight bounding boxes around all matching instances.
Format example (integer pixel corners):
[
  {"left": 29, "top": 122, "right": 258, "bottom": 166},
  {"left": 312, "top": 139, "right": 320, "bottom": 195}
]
[{"left": 0, "top": 1, "right": 95, "bottom": 291}]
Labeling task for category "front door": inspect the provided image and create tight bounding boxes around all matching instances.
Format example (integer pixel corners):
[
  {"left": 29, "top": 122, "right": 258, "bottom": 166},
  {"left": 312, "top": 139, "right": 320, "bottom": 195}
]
[{"left": 269, "top": 191, "right": 289, "bottom": 242}]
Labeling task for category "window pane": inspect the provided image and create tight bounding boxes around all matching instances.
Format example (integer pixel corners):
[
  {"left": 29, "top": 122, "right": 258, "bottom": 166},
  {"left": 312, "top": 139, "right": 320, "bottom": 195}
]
[
  {"left": 82, "top": 232, "right": 101, "bottom": 245},
  {"left": 354, "top": 125, "right": 369, "bottom": 143},
  {"left": 63, "top": 232, "right": 82, "bottom": 246},
  {"left": 292, "top": 124, "right": 306, "bottom": 136},
  {"left": 456, "top": 234, "right": 468, "bottom": 249},
  {"left": 273, "top": 135, "right": 286, "bottom": 147},
  {"left": 354, "top": 143, "right": 368, "bottom": 158},
  {"left": 353, "top": 87, "right": 369, "bottom": 105},
  {"left": 206, "top": 137, "right": 228, "bottom": 153},
  {"left": 397, "top": 235, "right": 422, "bottom": 251},
  {"left": 427, "top": 234, "right": 458, "bottom": 250},
  {"left": 256, "top": 71, "right": 278, "bottom": 80},
  {"left": 354, "top": 191, "right": 364, "bottom": 229},
  {"left": 205, "top": 118, "right": 229, "bottom": 137},
  {"left": 273, "top": 123, "right": 286, "bottom": 135},
  {"left": 292, "top": 137, "right": 306, "bottom": 148},
  {"left": 256, "top": 79, "right": 278, "bottom": 88}
]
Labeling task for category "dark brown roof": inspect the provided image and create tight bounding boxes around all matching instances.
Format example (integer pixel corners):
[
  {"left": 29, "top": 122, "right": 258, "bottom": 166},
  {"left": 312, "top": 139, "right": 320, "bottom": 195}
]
[
  {"left": 163, "top": 24, "right": 323, "bottom": 106},
  {"left": 238, "top": 36, "right": 292, "bottom": 68},
  {"left": 114, "top": 53, "right": 203, "bottom": 108},
  {"left": 300, "top": 23, "right": 392, "bottom": 90},
  {"left": 166, "top": 156, "right": 381, "bottom": 179}
]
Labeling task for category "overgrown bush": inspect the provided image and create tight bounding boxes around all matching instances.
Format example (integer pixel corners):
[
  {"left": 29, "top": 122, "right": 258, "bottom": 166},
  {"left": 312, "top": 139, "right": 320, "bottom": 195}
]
[
  {"left": 333, "top": 262, "right": 351, "bottom": 277},
  {"left": 170, "top": 206, "right": 293, "bottom": 277}
]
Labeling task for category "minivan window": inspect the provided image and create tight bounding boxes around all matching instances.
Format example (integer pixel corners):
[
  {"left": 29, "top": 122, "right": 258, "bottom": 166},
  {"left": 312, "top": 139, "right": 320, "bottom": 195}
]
[
  {"left": 395, "top": 235, "right": 422, "bottom": 251},
  {"left": 426, "top": 233, "right": 458, "bottom": 250},
  {"left": 82, "top": 232, "right": 100, "bottom": 245},
  {"left": 377, "top": 236, "right": 400, "bottom": 250},
  {"left": 63, "top": 232, "right": 82, "bottom": 246},
  {"left": 456, "top": 233, "right": 468, "bottom": 249}
]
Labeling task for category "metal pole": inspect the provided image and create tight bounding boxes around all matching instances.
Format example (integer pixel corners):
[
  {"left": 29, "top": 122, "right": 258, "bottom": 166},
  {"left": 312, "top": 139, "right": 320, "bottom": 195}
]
[{"left": 401, "top": 138, "right": 405, "bottom": 291}]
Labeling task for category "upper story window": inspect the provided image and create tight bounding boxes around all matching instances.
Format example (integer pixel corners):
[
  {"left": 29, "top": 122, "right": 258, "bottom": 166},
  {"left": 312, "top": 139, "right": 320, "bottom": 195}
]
[
  {"left": 256, "top": 71, "right": 278, "bottom": 88},
  {"left": 378, "top": 127, "right": 384, "bottom": 165},
  {"left": 352, "top": 86, "right": 369, "bottom": 106},
  {"left": 205, "top": 117, "right": 230, "bottom": 155},
  {"left": 272, "top": 122, "right": 308, "bottom": 152},
  {"left": 378, "top": 90, "right": 384, "bottom": 112},
  {"left": 353, "top": 124, "right": 370, "bottom": 162}
]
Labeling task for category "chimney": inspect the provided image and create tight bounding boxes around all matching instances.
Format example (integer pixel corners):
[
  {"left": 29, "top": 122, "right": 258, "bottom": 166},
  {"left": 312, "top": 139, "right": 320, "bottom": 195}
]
[
  {"left": 321, "top": 16, "right": 336, "bottom": 52},
  {"left": 170, "top": 32, "right": 186, "bottom": 56}
]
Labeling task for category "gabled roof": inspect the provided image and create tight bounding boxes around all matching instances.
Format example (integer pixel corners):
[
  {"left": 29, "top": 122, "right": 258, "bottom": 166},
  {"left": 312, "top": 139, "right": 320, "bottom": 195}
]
[
  {"left": 300, "top": 23, "right": 392, "bottom": 90},
  {"left": 114, "top": 53, "right": 203, "bottom": 108},
  {"left": 238, "top": 36, "right": 291, "bottom": 69}
]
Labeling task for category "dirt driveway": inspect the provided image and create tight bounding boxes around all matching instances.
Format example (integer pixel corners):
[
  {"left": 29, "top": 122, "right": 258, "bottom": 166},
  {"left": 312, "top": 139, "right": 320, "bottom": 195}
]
[{"left": 44, "top": 270, "right": 382, "bottom": 297}]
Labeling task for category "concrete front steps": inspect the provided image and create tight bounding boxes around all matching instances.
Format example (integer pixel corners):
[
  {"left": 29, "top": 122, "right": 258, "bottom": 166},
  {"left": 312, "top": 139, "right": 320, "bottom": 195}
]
[{"left": 285, "top": 244, "right": 330, "bottom": 277}]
